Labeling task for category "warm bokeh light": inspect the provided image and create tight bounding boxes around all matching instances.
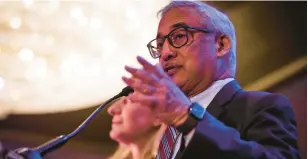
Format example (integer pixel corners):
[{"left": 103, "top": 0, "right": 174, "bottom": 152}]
[{"left": 0, "top": 0, "right": 169, "bottom": 116}]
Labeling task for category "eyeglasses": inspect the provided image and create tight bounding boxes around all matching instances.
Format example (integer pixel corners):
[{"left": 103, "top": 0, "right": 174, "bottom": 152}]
[{"left": 147, "top": 25, "right": 212, "bottom": 59}]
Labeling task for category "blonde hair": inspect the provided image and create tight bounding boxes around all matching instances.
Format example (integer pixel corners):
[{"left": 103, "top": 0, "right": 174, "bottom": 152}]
[
  {"left": 158, "top": 1, "right": 237, "bottom": 76},
  {"left": 108, "top": 124, "right": 167, "bottom": 159}
]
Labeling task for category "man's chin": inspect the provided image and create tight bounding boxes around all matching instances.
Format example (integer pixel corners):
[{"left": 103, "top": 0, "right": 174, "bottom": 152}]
[{"left": 172, "top": 78, "right": 184, "bottom": 88}]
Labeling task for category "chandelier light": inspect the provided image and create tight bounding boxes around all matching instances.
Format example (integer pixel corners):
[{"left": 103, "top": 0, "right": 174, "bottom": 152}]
[{"left": 0, "top": 0, "right": 168, "bottom": 117}]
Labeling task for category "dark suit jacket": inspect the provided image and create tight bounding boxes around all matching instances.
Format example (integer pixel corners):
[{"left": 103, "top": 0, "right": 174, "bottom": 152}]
[{"left": 179, "top": 80, "right": 299, "bottom": 159}]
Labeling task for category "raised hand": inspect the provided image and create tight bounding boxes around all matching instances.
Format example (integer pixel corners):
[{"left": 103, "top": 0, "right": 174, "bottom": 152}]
[{"left": 122, "top": 56, "right": 192, "bottom": 126}]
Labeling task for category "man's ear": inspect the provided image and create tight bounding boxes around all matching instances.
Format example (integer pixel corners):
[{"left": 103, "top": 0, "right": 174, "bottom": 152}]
[{"left": 216, "top": 34, "right": 231, "bottom": 57}]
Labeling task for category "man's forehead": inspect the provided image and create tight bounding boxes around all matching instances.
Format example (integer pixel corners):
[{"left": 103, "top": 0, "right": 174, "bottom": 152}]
[
  {"left": 156, "top": 7, "right": 201, "bottom": 38},
  {"left": 156, "top": 22, "right": 188, "bottom": 38}
]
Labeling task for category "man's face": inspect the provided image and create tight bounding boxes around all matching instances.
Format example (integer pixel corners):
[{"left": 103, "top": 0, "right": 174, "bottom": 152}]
[{"left": 157, "top": 7, "right": 218, "bottom": 96}]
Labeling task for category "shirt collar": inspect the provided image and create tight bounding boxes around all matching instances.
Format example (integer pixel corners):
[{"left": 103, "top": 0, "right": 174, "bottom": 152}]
[{"left": 190, "top": 78, "right": 234, "bottom": 108}]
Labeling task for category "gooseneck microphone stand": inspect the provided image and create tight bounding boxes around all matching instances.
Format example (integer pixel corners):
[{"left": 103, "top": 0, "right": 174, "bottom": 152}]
[{"left": 8, "top": 86, "right": 134, "bottom": 159}]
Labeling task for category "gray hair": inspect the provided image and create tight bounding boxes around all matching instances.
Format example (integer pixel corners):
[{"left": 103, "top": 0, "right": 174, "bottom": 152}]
[{"left": 158, "top": 1, "right": 237, "bottom": 75}]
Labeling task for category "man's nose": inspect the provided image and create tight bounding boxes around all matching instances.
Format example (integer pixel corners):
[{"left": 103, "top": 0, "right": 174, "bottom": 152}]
[{"left": 160, "top": 40, "right": 177, "bottom": 61}]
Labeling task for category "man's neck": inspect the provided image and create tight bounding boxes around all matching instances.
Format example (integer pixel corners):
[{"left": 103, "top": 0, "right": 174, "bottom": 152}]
[
  {"left": 184, "top": 73, "right": 233, "bottom": 98},
  {"left": 183, "top": 78, "right": 213, "bottom": 98}
]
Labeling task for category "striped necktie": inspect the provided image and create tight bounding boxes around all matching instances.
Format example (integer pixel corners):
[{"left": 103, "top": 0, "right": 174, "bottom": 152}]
[{"left": 156, "top": 125, "right": 179, "bottom": 159}]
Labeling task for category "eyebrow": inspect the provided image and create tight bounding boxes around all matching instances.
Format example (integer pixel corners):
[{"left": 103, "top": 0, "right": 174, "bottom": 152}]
[
  {"left": 156, "top": 22, "right": 188, "bottom": 38},
  {"left": 171, "top": 22, "right": 187, "bottom": 28}
]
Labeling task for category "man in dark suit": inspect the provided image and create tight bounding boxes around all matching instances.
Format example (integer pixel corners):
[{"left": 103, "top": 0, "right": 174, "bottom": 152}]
[{"left": 122, "top": 1, "right": 299, "bottom": 159}]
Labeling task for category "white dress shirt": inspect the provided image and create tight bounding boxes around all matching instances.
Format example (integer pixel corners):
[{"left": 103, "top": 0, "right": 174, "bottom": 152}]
[{"left": 170, "top": 78, "right": 234, "bottom": 159}]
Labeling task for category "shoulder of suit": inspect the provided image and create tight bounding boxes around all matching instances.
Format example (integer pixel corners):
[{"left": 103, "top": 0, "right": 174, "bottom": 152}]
[{"left": 235, "top": 90, "right": 292, "bottom": 112}]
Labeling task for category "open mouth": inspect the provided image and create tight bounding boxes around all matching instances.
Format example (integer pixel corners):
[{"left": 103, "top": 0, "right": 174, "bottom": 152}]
[{"left": 164, "top": 65, "right": 180, "bottom": 76}]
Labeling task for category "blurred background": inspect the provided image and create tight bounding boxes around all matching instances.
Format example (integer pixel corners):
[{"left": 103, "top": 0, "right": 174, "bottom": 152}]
[{"left": 0, "top": 1, "right": 306, "bottom": 159}]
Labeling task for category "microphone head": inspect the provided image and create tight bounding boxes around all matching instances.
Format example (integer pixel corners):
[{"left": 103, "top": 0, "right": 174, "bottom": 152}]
[
  {"left": 120, "top": 86, "right": 134, "bottom": 97},
  {"left": 109, "top": 86, "right": 134, "bottom": 103}
]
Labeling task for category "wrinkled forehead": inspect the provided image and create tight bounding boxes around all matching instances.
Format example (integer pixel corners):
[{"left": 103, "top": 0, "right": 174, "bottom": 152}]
[{"left": 157, "top": 7, "right": 203, "bottom": 38}]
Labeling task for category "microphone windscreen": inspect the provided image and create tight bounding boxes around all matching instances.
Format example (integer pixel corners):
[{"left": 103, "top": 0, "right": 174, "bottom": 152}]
[{"left": 121, "top": 86, "right": 134, "bottom": 96}]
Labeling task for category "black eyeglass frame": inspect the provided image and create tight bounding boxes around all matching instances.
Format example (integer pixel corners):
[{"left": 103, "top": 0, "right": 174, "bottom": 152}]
[{"left": 146, "top": 24, "right": 212, "bottom": 59}]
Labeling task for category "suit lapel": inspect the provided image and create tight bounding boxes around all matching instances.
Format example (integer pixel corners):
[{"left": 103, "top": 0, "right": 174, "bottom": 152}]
[{"left": 206, "top": 80, "right": 242, "bottom": 118}]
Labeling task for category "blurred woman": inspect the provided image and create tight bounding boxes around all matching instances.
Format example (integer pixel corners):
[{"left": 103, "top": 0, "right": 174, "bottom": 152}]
[{"left": 107, "top": 95, "right": 165, "bottom": 159}]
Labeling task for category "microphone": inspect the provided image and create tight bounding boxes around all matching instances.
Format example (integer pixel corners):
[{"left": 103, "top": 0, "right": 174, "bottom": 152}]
[{"left": 14, "top": 86, "right": 134, "bottom": 158}]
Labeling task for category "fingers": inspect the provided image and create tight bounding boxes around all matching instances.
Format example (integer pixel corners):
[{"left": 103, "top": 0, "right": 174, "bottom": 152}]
[
  {"left": 123, "top": 56, "right": 171, "bottom": 94},
  {"left": 122, "top": 76, "right": 156, "bottom": 94},
  {"left": 123, "top": 56, "right": 173, "bottom": 93},
  {"left": 136, "top": 56, "right": 168, "bottom": 79},
  {"left": 154, "top": 62, "right": 170, "bottom": 79},
  {"left": 127, "top": 91, "right": 159, "bottom": 110},
  {"left": 136, "top": 56, "right": 160, "bottom": 76},
  {"left": 124, "top": 65, "right": 160, "bottom": 86}
]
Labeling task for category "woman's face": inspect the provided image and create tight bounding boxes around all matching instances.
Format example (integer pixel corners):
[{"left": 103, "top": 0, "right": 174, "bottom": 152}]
[{"left": 108, "top": 96, "right": 159, "bottom": 144}]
